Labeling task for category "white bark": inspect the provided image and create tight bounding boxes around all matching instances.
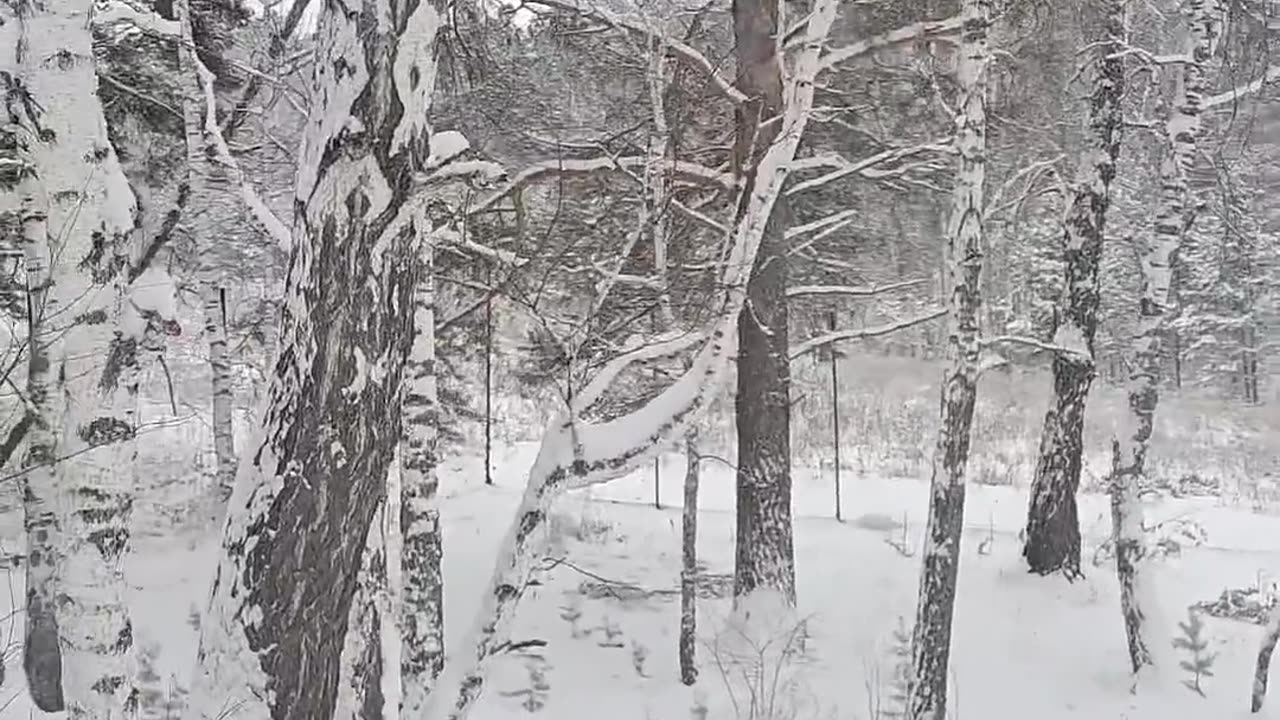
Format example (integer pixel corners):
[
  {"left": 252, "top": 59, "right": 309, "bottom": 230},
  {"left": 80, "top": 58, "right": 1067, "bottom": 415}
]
[
  {"left": 4, "top": 2, "right": 163, "bottom": 716},
  {"left": 422, "top": 2, "right": 840, "bottom": 718},
  {"left": 175, "top": 0, "right": 239, "bottom": 503},
  {"left": 1109, "top": 0, "right": 1226, "bottom": 683},
  {"left": 9, "top": 156, "right": 64, "bottom": 711},
  {"left": 907, "top": 0, "right": 990, "bottom": 718}
]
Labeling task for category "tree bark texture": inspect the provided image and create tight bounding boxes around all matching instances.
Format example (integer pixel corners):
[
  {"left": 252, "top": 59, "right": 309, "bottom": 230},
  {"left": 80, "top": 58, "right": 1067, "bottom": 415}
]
[
  {"left": 680, "top": 428, "right": 701, "bottom": 686},
  {"left": 175, "top": 0, "right": 241, "bottom": 501},
  {"left": 907, "top": 2, "right": 990, "bottom": 719},
  {"left": 732, "top": 0, "right": 795, "bottom": 606},
  {"left": 1023, "top": 0, "right": 1125, "bottom": 579},
  {"left": 184, "top": 0, "right": 444, "bottom": 716},
  {"left": 2, "top": 2, "right": 167, "bottom": 715},
  {"left": 1109, "top": 0, "right": 1224, "bottom": 678}
]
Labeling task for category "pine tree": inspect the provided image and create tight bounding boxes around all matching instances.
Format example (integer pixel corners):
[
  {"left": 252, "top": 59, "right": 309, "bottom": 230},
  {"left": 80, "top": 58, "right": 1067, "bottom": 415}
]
[{"left": 1172, "top": 608, "right": 1217, "bottom": 697}]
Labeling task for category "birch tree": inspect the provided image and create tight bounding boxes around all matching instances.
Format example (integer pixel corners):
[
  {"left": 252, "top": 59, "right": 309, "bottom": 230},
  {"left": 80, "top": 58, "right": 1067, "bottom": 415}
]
[
  {"left": 0, "top": 82, "right": 62, "bottom": 710},
  {"left": 907, "top": 0, "right": 990, "bottom": 718},
  {"left": 1108, "top": 0, "right": 1226, "bottom": 679},
  {"left": 422, "top": 3, "right": 841, "bottom": 717},
  {"left": 1022, "top": 0, "right": 1125, "bottom": 579},
  {"left": 184, "top": 0, "right": 450, "bottom": 716},
  {"left": 174, "top": 0, "right": 242, "bottom": 502},
  {"left": 2, "top": 1, "right": 182, "bottom": 715}
]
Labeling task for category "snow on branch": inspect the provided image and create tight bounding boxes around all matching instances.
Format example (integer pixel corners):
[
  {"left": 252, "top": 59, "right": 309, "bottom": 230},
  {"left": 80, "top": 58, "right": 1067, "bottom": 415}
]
[
  {"left": 819, "top": 15, "right": 963, "bottom": 71},
  {"left": 786, "top": 278, "right": 927, "bottom": 299},
  {"left": 788, "top": 308, "right": 947, "bottom": 360},
  {"left": 979, "top": 333, "right": 1090, "bottom": 363},
  {"left": 1204, "top": 65, "right": 1280, "bottom": 110},
  {"left": 786, "top": 141, "right": 952, "bottom": 196},
  {"left": 92, "top": 0, "right": 181, "bottom": 37},
  {"left": 461, "top": 156, "right": 736, "bottom": 216},
  {"left": 521, "top": 0, "right": 748, "bottom": 105},
  {"left": 194, "top": 58, "right": 292, "bottom": 250},
  {"left": 784, "top": 208, "right": 858, "bottom": 240},
  {"left": 569, "top": 328, "right": 707, "bottom": 415},
  {"left": 423, "top": 1, "right": 842, "bottom": 717}
]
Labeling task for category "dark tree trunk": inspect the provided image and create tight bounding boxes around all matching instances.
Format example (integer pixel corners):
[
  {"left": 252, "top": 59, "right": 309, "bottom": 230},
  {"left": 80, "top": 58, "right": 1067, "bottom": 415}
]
[
  {"left": 1252, "top": 612, "right": 1280, "bottom": 712},
  {"left": 680, "top": 429, "right": 701, "bottom": 686},
  {"left": 908, "top": 1, "right": 990, "bottom": 718},
  {"left": 1023, "top": 0, "right": 1124, "bottom": 580},
  {"left": 731, "top": 0, "right": 795, "bottom": 606},
  {"left": 185, "top": 1, "right": 442, "bottom": 715}
]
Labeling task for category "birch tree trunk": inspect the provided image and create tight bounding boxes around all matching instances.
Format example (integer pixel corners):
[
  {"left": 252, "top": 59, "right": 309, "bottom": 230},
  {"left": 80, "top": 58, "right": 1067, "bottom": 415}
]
[
  {"left": 401, "top": 221, "right": 445, "bottom": 715},
  {"left": 2, "top": 2, "right": 170, "bottom": 715},
  {"left": 184, "top": 0, "right": 444, "bottom": 716},
  {"left": 732, "top": 0, "right": 795, "bottom": 609},
  {"left": 1109, "top": 0, "right": 1224, "bottom": 679},
  {"left": 175, "top": 0, "right": 239, "bottom": 501},
  {"left": 423, "top": 6, "right": 840, "bottom": 718},
  {"left": 907, "top": 1, "right": 990, "bottom": 718},
  {"left": 10, "top": 159, "right": 64, "bottom": 711},
  {"left": 1023, "top": 0, "right": 1125, "bottom": 579},
  {"left": 1252, "top": 609, "right": 1280, "bottom": 712}
]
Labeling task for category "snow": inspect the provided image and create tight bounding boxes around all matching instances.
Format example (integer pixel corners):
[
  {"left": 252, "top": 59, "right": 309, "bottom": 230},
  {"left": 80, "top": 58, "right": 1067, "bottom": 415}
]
[
  {"left": 427, "top": 131, "right": 473, "bottom": 169},
  {"left": 3, "top": 427, "right": 1280, "bottom": 719}
]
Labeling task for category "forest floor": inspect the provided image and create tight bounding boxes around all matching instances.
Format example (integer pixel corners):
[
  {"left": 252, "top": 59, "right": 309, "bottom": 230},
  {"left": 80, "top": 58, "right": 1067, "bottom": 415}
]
[{"left": 3, "top": 440, "right": 1280, "bottom": 719}]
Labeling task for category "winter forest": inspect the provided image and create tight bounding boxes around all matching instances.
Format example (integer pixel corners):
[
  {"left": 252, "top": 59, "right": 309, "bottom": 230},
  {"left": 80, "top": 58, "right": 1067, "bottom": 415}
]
[{"left": 2, "top": 0, "right": 1280, "bottom": 717}]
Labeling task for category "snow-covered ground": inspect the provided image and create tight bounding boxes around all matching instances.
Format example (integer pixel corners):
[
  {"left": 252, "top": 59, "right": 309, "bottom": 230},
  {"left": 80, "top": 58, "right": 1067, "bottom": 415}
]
[{"left": 2, "top": 439, "right": 1280, "bottom": 719}]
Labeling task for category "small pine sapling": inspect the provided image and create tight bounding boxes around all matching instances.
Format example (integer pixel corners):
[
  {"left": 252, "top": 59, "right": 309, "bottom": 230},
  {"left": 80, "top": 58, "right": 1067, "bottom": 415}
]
[
  {"left": 881, "top": 616, "right": 912, "bottom": 718},
  {"left": 500, "top": 655, "right": 552, "bottom": 712},
  {"left": 631, "top": 638, "right": 650, "bottom": 677},
  {"left": 597, "top": 615, "right": 625, "bottom": 648},
  {"left": 560, "top": 596, "right": 585, "bottom": 638},
  {"left": 1173, "top": 607, "right": 1217, "bottom": 697}
]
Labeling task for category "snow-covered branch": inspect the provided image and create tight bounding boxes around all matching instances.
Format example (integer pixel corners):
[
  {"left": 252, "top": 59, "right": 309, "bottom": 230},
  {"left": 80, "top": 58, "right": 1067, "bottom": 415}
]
[
  {"left": 784, "top": 208, "right": 858, "bottom": 240},
  {"left": 979, "top": 334, "right": 1089, "bottom": 362},
  {"left": 194, "top": 58, "right": 292, "bottom": 250},
  {"left": 788, "top": 308, "right": 947, "bottom": 360},
  {"left": 786, "top": 141, "right": 952, "bottom": 196},
  {"left": 462, "top": 156, "right": 736, "bottom": 216},
  {"left": 521, "top": 0, "right": 748, "bottom": 104},
  {"left": 786, "top": 278, "right": 926, "bottom": 299},
  {"left": 569, "top": 328, "right": 706, "bottom": 415},
  {"left": 1204, "top": 65, "right": 1280, "bottom": 110},
  {"left": 92, "top": 0, "right": 180, "bottom": 37},
  {"left": 424, "top": 0, "right": 842, "bottom": 716},
  {"left": 818, "top": 15, "right": 963, "bottom": 72}
]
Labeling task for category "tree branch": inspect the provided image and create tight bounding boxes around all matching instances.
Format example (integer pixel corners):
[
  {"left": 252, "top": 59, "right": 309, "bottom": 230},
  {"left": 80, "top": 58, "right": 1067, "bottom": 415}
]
[
  {"left": 819, "top": 15, "right": 963, "bottom": 71},
  {"left": 786, "top": 278, "right": 927, "bottom": 299},
  {"left": 521, "top": 0, "right": 748, "bottom": 104},
  {"left": 461, "top": 156, "right": 736, "bottom": 216},
  {"left": 193, "top": 57, "right": 292, "bottom": 250},
  {"left": 788, "top": 308, "right": 947, "bottom": 360},
  {"left": 787, "top": 141, "right": 952, "bottom": 195}
]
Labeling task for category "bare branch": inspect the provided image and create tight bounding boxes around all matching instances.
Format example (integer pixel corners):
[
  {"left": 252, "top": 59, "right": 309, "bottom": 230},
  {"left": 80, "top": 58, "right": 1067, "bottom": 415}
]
[
  {"left": 522, "top": 0, "right": 748, "bottom": 104},
  {"left": 461, "top": 156, "right": 736, "bottom": 216},
  {"left": 788, "top": 308, "right": 947, "bottom": 360}
]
